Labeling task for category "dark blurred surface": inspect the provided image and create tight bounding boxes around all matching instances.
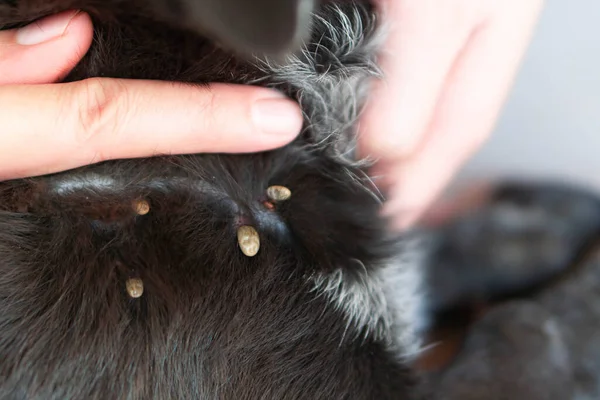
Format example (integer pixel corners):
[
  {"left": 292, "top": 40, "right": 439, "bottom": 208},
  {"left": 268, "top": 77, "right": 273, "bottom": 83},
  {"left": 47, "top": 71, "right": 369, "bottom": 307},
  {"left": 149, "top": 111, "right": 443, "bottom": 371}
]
[{"left": 417, "top": 180, "right": 600, "bottom": 399}]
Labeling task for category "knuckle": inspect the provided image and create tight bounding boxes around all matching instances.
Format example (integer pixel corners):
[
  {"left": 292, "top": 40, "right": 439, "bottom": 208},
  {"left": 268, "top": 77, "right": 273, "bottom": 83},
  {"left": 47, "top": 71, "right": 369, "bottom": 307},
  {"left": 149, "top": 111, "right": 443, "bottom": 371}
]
[{"left": 70, "top": 78, "right": 127, "bottom": 150}]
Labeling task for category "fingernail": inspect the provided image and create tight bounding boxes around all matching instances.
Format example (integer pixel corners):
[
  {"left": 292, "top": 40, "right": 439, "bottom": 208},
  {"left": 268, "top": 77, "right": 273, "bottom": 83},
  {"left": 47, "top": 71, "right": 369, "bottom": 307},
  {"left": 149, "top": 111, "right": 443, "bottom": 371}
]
[
  {"left": 252, "top": 95, "right": 303, "bottom": 136},
  {"left": 15, "top": 10, "right": 79, "bottom": 45}
]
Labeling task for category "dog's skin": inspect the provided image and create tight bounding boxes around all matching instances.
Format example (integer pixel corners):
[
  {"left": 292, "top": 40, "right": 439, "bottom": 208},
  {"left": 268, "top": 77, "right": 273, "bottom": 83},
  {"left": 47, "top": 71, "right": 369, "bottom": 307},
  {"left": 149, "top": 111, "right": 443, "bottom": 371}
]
[{"left": 0, "top": 1, "right": 430, "bottom": 399}]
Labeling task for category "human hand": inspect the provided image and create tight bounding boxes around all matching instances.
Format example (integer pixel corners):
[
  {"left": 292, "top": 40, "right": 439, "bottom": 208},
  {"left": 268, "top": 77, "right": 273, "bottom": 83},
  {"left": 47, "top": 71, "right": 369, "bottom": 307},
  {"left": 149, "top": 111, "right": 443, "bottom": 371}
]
[
  {"left": 360, "top": 0, "right": 544, "bottom": 230},
  {"left": 0, "top": 10, "right": 303, "bottom": 181}
]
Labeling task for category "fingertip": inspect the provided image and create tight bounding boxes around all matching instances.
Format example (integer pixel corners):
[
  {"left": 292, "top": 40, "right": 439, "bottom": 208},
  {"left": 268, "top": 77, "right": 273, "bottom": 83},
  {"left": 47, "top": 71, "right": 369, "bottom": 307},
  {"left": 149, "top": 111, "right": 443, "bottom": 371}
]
[
  {"left": 50, "top": 11, "right": 94, "bottom": 80},
  {"left": 0, "top": 11, "right": 94, "bottom": 84},
  {"left": 13, "top": 10, "right": 89, "bottom": 46},
  {"left": 250, "top": 91, "right": 303, "bottom": 147},
  {"left": 62, "top": 11, "right": 94, "bottom": 56},
  {"left": 198, "top": 84, "right": 303, "bottom": 153}
]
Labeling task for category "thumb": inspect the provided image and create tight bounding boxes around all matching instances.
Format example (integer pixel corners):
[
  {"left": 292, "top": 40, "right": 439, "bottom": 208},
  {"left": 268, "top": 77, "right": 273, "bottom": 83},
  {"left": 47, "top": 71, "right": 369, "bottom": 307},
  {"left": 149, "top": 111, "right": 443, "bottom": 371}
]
[{"left": 0, "top": 10, "right": 93, "bottom": 84}]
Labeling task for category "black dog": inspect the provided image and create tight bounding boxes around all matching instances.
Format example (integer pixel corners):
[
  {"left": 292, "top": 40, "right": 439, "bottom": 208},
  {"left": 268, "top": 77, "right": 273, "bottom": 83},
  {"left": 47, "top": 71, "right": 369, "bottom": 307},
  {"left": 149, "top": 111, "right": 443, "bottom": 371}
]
[{"left": 0, "top": 1, "right": 430, "bottom": 398}]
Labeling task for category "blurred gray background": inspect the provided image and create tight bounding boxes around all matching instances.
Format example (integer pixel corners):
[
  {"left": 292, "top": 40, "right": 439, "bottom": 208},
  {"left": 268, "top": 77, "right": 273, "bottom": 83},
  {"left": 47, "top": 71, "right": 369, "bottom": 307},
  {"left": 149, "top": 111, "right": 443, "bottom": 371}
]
[{"left": 451, "top": 0, "right": 600, "bottom": 192}]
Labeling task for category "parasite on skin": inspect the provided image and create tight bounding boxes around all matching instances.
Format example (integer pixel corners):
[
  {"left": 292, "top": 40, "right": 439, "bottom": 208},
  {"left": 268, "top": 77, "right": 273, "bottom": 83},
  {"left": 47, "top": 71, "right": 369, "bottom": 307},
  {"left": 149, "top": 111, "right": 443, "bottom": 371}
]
[
  {"left": 126, "top": 278, "right": 144, "bottom": 298},
  {"left": 237, "top": 225, "right": 260, "bottom": 257},
  {"left": 266, "top": 185, "right": 291, "bottom": 202},
  {"left": 133, "top": 199, "right": 151, "bottom": 215}
]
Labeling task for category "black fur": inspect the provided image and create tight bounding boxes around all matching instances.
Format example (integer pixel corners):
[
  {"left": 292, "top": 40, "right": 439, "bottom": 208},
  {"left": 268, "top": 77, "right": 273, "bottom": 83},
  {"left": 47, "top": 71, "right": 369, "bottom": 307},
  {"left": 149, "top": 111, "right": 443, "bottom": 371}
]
[
  {"left": 0, "top": 1, "right": 427, "bottom": 399},
  {"left": 424, "top": 181, "right": 600, "bottom": 314}
]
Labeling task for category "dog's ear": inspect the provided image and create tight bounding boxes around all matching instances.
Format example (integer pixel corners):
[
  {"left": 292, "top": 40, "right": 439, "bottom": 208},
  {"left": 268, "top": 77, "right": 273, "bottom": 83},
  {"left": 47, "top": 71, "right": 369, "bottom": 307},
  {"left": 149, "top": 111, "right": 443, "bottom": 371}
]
[{"left": 155, "top": 0, "right": 316, "bottom": 58}]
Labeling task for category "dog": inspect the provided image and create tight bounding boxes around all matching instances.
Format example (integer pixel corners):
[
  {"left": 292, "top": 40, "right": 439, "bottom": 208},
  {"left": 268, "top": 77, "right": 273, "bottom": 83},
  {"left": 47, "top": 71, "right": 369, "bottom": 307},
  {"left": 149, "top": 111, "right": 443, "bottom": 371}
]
[
  {"left": 0, "top": 1, "right": 431, "bottom": 398},
  {"left": 7, "top": 1, "right": 599, "bottom": 398}
]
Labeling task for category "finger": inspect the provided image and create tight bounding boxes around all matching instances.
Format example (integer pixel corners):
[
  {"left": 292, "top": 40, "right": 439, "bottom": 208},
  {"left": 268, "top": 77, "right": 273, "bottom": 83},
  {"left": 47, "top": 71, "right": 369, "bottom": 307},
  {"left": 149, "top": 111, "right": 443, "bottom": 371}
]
[
  {"left": 382, "top": 0, "right": 544, "bottom": 230},
  {"left": 0, "top": 79, "right": 303, "bottom": 180},
  {"left": 0, "top": 10, "right": 93, "bottom": 84},
  {"left": 360, "top": 0, "right": 481, "bottom": 160}
]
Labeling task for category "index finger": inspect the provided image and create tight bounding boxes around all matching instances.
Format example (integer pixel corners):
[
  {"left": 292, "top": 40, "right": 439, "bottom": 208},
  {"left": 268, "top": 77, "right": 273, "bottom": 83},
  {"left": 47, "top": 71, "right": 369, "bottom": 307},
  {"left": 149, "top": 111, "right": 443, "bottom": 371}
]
[{"left": 0, "top": 78, "right": 303, "bottom": 180}]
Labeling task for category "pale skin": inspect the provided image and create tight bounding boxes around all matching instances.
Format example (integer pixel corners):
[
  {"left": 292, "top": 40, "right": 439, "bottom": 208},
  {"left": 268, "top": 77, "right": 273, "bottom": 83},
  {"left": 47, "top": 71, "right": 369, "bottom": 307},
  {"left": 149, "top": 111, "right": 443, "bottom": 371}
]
[
  {"left": 0, "top": 1, "right": 544, "bottom": 230},
  {"left": 361, "top": 0, "right": 544, "bottom": 229}
]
